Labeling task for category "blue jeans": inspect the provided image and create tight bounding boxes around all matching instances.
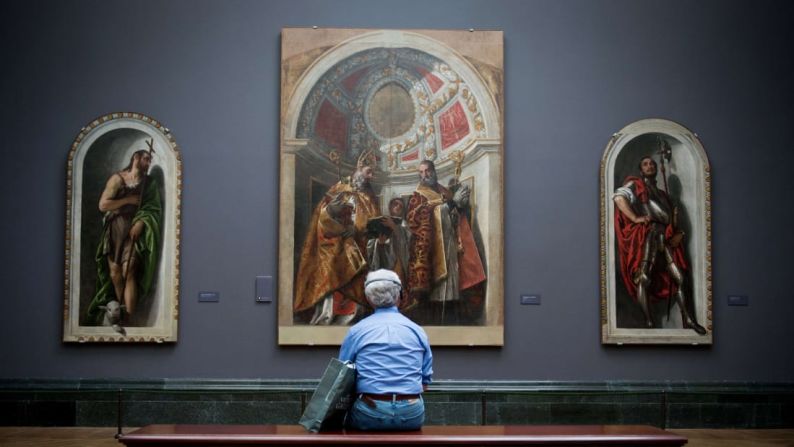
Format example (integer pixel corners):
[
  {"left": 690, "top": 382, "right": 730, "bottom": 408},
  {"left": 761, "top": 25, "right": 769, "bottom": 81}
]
[{"left": 347, "top": 395, "right": 424, "bottom": 431}]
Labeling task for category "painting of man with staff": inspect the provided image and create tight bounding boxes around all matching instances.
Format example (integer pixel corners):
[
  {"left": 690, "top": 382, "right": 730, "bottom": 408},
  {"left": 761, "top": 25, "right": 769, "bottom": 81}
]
[
  {"left": 406, "top": 156, "right": 486, "bottom": 326},
  {"left": 87, "top": 139, "right": 162, "bottom": 332},
  {"left": 293, "top": 150, "right": 381, "bottom": 326},
  {"left": 612, "top": 138, "right": 706, "bottom": 335}
]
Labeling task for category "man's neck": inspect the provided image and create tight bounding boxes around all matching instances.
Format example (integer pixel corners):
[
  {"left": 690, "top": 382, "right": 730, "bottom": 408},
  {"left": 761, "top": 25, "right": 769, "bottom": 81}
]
[{"left": 125, "top": 167, "right": 146, "bottom": 184}]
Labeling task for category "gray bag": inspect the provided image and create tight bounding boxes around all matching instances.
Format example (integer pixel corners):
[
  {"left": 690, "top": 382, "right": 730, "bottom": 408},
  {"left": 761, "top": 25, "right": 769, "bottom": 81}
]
[{"left": 298, "top": 358, "right": 357, "bottom": 432}]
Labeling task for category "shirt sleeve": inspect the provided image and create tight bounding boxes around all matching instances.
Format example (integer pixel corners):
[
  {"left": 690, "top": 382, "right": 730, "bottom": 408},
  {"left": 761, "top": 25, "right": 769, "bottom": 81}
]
[
  {"left": 338, "top": 329, "right": 357, "bottom": 363},
  {"left": 419, "top": 330, "right": 433, "bottom": 384},
  {"left": 613, "top": 181, "right": 636, "bottom": 204}
]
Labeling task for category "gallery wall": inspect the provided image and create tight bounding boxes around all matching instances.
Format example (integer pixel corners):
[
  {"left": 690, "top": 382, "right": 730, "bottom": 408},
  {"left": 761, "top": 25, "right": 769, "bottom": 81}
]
[{"left": 1, "top": 0, "right": 792, "bottom": 381}]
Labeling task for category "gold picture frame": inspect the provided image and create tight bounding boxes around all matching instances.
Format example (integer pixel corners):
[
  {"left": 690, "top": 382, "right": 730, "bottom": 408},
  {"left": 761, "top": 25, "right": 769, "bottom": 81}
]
[
  {"left": 63, "top": 112, "right": 182, "bottom": 343},
  {"left": 600, "top": 119, "right": 712, "bottom": 345},
  {"left": 278, "top": 28, "right": 504, "bottom": 346}
]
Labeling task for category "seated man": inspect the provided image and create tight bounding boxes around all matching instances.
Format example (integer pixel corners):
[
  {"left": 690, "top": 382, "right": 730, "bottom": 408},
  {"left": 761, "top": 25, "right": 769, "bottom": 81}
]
[{"left": 339, "top": 269, "right": 433, "bottom": 431}]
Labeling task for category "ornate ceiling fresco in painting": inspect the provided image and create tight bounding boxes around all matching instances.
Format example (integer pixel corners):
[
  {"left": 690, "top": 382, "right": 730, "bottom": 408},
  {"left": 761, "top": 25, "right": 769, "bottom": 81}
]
[{"left": 296, "top": 47, "right": 487, "bottom": 173}]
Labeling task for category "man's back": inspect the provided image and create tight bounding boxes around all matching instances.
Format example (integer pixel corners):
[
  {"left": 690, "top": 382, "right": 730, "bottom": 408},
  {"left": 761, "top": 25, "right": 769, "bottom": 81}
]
[
  {"left": 338, "top": 269, "right": 433, "bottom": 431},
  {"left": 340, "top": 307, "right": 431, "bottom": 395}
]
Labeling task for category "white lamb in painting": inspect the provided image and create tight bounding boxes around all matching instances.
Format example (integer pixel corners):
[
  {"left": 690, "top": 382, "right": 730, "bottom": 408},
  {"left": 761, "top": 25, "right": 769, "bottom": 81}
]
[{"left": 98, "top": 300, "right": 126, "bottom": 335}]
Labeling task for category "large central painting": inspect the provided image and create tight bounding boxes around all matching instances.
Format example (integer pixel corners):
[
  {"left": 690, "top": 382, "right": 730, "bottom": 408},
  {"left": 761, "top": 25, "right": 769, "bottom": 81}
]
[{"left": 279, "top": 28, "right": 503, "bottom": 346}]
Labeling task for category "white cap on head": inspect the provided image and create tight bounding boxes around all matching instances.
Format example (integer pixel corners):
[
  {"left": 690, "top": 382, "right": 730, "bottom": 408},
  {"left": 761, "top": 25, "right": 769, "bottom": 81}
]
[{"left": 365, "top": 269, "right": 402, "bottom": 289}]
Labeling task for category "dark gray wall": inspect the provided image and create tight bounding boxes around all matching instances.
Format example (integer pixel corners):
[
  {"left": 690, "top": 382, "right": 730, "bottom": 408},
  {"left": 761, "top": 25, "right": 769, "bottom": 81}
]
[{"left": 1, "top": 0, "right": 792, "bottom": 381}]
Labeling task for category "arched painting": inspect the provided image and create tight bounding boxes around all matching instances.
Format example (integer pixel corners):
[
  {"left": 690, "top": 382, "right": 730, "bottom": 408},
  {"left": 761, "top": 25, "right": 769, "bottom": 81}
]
[
  {"left": 63, "top": 113, "right": 181, "bottom": 343},
  {"left": 601, "top": 119, "right": 712, "bottom": 345},
  {"left": 279, "top": 28, "right": 504, "bottom": 346}
]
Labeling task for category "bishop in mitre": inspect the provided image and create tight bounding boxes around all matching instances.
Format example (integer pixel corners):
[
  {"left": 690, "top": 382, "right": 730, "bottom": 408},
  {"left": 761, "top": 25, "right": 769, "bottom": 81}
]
[{"left": 293, "top": 150, "right": 381, "bottom": 325}]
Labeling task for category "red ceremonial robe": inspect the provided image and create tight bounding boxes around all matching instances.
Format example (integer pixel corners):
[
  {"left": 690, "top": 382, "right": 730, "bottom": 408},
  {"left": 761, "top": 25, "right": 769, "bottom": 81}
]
[{"left": 407, "top": 183, "right": 486, "bottom": 300}]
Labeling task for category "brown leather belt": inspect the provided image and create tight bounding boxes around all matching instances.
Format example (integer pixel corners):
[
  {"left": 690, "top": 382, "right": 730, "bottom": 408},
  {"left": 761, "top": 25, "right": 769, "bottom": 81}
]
[{"left": 361, "top": 393, "right": 420, "bottom": 401}]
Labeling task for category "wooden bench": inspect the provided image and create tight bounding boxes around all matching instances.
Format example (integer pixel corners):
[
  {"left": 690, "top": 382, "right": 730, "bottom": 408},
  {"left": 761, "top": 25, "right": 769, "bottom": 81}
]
[{"left": 117, "top": 424, "right": 687, "bottom": 445}]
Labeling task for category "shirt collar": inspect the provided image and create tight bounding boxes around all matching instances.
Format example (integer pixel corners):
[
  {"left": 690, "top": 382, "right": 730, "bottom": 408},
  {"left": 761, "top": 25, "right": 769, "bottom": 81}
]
[{"left": 374, "top": 306, "right": 399, "bottom": 314}]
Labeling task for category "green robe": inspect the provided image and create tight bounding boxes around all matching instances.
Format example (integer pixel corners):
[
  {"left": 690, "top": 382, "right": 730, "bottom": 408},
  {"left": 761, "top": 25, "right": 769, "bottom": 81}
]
[{"left": 87, "top": 176, "right": 162, "bottom": 325}]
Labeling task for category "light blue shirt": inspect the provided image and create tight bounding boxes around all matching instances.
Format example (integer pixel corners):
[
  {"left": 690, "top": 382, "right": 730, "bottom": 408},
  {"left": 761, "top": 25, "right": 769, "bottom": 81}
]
[{"left": 339, "top": 306, "right": 433, "bottom": 394}]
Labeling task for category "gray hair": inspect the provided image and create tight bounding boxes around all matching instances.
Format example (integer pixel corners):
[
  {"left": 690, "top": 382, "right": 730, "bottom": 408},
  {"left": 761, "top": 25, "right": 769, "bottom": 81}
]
[{"left": 364, "top": 269, "right": 401, "bottom": 308}]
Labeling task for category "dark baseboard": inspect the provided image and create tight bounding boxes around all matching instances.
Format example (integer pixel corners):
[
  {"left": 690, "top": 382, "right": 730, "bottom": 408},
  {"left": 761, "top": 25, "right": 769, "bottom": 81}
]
[{"left": 1, "top": 379, "right": 792, "bottom": 428}]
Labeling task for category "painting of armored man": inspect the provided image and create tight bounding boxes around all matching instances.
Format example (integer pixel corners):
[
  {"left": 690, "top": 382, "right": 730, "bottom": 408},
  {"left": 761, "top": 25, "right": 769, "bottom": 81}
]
[
  {"left": 63, "top": 113, "right": 181, "bottom": 343},
  {"left": 601, "top": 119, "right": 712, "bottom": 345},
  {"left": 278, "top": 28, "right": 504, "bottom": 346}
]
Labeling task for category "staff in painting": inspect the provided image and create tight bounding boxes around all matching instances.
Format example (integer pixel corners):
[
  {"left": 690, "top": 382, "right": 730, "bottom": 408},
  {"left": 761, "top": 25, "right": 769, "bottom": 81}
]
[
  {"left": 328, "top": 149, "right": 342, "bottom": 181},
  {"left": 656, "top": 136, "right": 672, "bottom": 197},
  {"left": 656, "top": 137, "right": 682, "bottom": 321},
  {"left": 123, "top": 139, "right": 156, "bottom": 281},
  {"left": 441, "top": 151, "right": 466, "bottom": 323}
]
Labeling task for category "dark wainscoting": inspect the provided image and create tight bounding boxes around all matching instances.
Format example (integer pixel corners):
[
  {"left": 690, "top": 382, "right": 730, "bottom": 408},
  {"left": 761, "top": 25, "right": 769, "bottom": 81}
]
[{"left": 1, "top": 379, "right": 791, "bottom": 428}]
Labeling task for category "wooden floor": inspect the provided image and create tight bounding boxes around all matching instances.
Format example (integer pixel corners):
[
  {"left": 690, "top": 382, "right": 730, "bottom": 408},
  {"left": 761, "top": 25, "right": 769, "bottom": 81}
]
[{"left": 0, "top": 427, "right": 792, "bottom": 446}]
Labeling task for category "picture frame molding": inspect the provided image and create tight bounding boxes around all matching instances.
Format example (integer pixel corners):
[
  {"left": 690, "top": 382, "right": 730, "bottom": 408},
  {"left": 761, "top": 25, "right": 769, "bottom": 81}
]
[
  {"left": 63, "top": 112, "right": 182, "bottom": 343},
  {"left": 278, "top": 28, "right": 504, "bottom": 346},
  {"left": 600, "top": 118, "right": 713, "bottom": 345}
]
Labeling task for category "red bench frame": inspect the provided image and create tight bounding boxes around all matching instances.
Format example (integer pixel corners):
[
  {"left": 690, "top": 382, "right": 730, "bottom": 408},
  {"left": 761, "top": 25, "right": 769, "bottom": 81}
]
[{"left": 118, "top": 424, "right": 687, "bottom": 445}]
